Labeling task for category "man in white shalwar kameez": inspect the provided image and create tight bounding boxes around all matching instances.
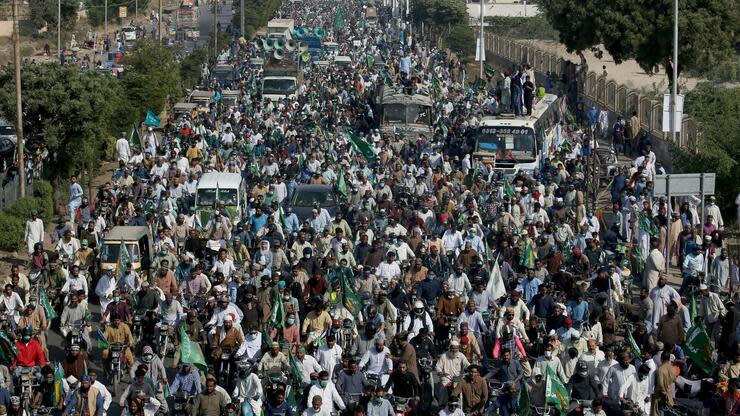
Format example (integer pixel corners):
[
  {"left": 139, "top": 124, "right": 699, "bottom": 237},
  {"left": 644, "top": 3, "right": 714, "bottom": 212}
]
[
  {"left": 95, "top": 272, "right": 117, "bottom": 317},
  {"left": 649, "top": 276, "right": 681, "bottom": 331},
  {"left": 602, "top": 353, "right": 637, "bottom": 400}
]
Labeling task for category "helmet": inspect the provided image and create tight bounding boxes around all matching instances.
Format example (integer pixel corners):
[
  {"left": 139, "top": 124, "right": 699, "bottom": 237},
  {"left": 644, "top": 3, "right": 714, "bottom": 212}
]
[
  {"left": 413, "top": 300, "right": 424, "bottom": 310},
  {"left": 365, "top": 322, "right": 378, "bottom": 335}
]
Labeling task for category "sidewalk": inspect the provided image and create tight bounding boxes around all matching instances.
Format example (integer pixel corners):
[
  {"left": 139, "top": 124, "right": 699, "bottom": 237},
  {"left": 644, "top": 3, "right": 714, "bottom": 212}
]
[{"left": 522, "top": 39, "right": 701, "bottom": 92}]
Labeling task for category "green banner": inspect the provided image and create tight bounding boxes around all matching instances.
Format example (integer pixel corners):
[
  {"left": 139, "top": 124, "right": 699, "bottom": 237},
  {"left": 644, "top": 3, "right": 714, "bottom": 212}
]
[
  {"left": 179, "top": 325, "right": 207, "bottom": 371},
  {"left": 685, "top": 323, "right": 714, "bottom": 374},
  {"left": 545, "top": 365, "right": 569, "bottom": 415}
]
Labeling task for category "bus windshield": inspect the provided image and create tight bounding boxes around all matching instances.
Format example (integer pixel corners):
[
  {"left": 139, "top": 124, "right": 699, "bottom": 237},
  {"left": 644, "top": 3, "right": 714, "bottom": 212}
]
[
  {"left": 262, "top": 79, "right": 296, "bottom": 95},
  {"left": 101, "top": 243, "right": 141, "bottom": 263},
  {"left": 475, "top": 126, "right": 536, "bottom": 161},
  {"left": 383, "top": 104, "right": 431, "bottom": 125},
  {"left": 197, "top": 188, "right": 238, "bottom": 206}
]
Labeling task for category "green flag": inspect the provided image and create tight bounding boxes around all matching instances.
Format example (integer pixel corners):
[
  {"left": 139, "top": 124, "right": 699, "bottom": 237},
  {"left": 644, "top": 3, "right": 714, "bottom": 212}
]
[
  {"left": 262, "top": 328, "right": 273, "bottom": 348},
  {"left": 333, "top": 9, "right": 345, "bottom": 29},
  {"left": 519, "top": 239, "right": 536, "bottom": 269},
  {"left": 366, "top": 54, "right": 375, "bottom": 67},
  {"left": 144, "top": 110, "right": 161, "bottom": 127},
  {"left": 504, "top": 180, "right": 515, "bottom": 199},
  {"left": 516, "top": 378, "right": 531, "bottom": 416},
  {"left": 0, "top": 330, "right": 17, "bottom": 361},
  {"left": 52, "top": 363, "right": 64, "bottom": 406},
  {"left": 689, "top": 294, "right": 698, "bottom": 324},
  {"left": 178, "top": 325, "right": 207, "bottom": 371},
  {"left": 638, "top": 212, "right": 659, "bottom": 238},
  {"left": 39, "top": 287, "right": 57, "bottom": 319},
  {"left": 347, "top": 131, "right": 377, "bottom": 163},
  {"left": 337, "top": 172, "right": 348, "bottom": 197},
  {"left": 250, "top": 74, "right": 257, "bottom": 92},
  {"left": 545, "top": 365, "right": 569, "bottom": 415},
  {"left": 117, "top": 240, "right": 130, "bottom": 281},
  {"left": 625, "top": 325, "right": 642, "bottom": 359},
  {"left": 288, "top": 350, "right": 303, "bottom": 385},
  {"left": 684, "top": 323, "right": 714, "bottom": 374},
  {"left": 96, "top": 328, "right": 110, "bottom": 351},
  {"left": 269, "top": 290, "right": 285, "bottom": 329},
  {"left": 340, "top": 270, "right": 362, "bottom": 318},
  {"left": 130, "top": 125, "right": 141, "bottom": 148}
]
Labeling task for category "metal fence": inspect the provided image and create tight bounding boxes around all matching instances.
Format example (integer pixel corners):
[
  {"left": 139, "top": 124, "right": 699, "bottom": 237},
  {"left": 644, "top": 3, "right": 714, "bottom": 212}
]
[
  {"left": 0, "top": 176, "right": 19, "bottom": 210},
  {"left": 483, "top": 33, "right": 700, "bottom": 152}
]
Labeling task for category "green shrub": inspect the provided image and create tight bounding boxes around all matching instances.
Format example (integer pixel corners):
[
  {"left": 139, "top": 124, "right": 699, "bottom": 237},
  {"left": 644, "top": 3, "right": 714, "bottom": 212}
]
[
  {"left": 2, "top": 197, "right": 48, "bottom": 223},
  {"left": 32, "top": 180, "right": 55, "bottom": 219},
  {"left": 445, "top": 24, "right": 476, "bottom": 61},
  {"left": 484, "top": 16, "right": 559, "bottom": 41},
  {"left": 0, "top": 215, "right": 24, "bottom": 252}
]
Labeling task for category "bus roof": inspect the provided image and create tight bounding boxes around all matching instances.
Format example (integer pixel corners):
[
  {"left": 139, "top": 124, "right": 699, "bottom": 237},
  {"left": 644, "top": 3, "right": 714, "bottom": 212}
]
[
  {"left": 480, "top": 93, "right": 558, "bottom": 127},
  {"left": 106, "top": 226, "right": 150, "bottom": 242},
  {"left": 197, "top": 172, "right": 242, "bottom": 189},
  {"left": 380, "top": 86, "right": 432, "bottom": 106}
]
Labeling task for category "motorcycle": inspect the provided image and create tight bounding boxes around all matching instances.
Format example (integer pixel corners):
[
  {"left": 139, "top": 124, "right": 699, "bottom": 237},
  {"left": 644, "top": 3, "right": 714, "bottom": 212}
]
[
  {"left": 157, "top": 320, "right": 176, "bottom": 357},
  {"left": 131, "top": 311, "right": 144, "bottom": 346},
  {"left": 390, "top": 396, "right": 413, "bottom": 416},
  {"left": 218, "top": 347, "right": 234, "bottom": 388},
  {"left": 66, "top": 320, "right": 88, "bottom": 351},
  {"left": 172, "top": 391, "right": 193, "bottom": 416},
  {"left": 109, "top": 343, "right": 129, "bottom": 396},
  {"left": 17, "top": 367, "right": 38, "bottom": 408}
]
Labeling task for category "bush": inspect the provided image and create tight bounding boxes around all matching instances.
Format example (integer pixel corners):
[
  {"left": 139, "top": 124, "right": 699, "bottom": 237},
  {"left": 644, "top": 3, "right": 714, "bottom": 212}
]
[
  {"left": 484, "top": 16, "right": 559, "bottom": 40},
  {"left": 0, "top": 215, "right": 25, "bottom": 252},
  {"left": 445, "top": 24, "right": 476, "bottom": 61},
  {"left": 3, "top": 197, "right": 49, "bottom": 223},
  {"left": 32, "top": 180, "right": 55, "bottom": 219}
]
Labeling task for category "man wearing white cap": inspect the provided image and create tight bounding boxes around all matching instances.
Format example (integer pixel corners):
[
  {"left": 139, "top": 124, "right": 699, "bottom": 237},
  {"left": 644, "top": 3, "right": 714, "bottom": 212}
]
[
  {"left": 435, "top": 341, "right": 470, "bottom": 405},
  {"left": 705, "top": 196, "right": 723, "bottom": 230},
  {"left": 698, "top": 283, "right": 726, "bottom": 343}
]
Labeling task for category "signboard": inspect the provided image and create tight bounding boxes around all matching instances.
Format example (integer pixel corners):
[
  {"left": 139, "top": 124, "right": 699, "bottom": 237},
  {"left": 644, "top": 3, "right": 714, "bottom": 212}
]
[
  {"left": 662, "top": 93, "right": 684, "bottom": 132},
  {"left": 653, "top": 173, "right": 715, "bottom": 197},
  {"left": 119, "top": 6, "right": 128, "bottom": 18}
]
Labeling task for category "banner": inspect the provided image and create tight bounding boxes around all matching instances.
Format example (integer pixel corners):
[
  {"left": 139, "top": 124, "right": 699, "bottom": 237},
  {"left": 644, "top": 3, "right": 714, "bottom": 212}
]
[
  {"left": 178, "top": 325, "right": 207, "bottom": 371},
  {"left": 485, "top": 255, "right": 506, "bottom": 303},
  {"left": 340, "top": 270, "right": 362, "bottom": 318},
  {"left": 347, "top": 131, "right": 377, "bottom": 163},
  {"left": 269, "top": 290, "right": 285, "bottom": 329},
  {"left": 684, "top": 323, "right": 714, "bottom": 374},
  {"left": 545, "top": 365, "right": 569, "bottom": 415},
  {"left": 144, "top": 110, "right": 161, "bottom": 127},
  {"left": 39, "top": 287, "right": 57, "bottom": 320},
  {"left": 516, "top": 378, "right": 530, "bottom": 416}
]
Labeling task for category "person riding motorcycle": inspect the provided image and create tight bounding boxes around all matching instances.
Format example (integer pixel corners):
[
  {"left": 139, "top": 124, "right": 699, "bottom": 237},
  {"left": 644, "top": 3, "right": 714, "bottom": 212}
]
[
  {"left": 101, "top": 316, "right": 135, "bottom": 370},
  {"left": 232, "top": 363, "right": 263, "bottom": 416},
  {"left": 403, "top": 301, "right": 434, "bottom": 340}
]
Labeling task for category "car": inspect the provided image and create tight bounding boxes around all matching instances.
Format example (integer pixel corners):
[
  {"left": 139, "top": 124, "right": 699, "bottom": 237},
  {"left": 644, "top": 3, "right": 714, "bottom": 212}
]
[
  {"left": 121, "top": 26, "right": 137, "bottom": 42},
  {"left": 0, "top": 119, "right": 17, "bottom": 162},
  {"left": 288, "top": 184, "right": 340, "bottom": 222}
]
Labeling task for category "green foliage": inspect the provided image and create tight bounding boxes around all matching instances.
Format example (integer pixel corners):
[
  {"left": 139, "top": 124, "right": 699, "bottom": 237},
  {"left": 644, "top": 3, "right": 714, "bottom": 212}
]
[
  {"left": 28, "top": 0, "right": 78, "bottom": 35},
  {"left": 3, "top": 197, "right": 48, "bottom": 223},
  {"left": 85, "top": 0, "right": 151, "bottom": 28},
  {"left": 671, "top": 83, "right": 740, "bottom": 215},
  {"left": 484, "top": 16, "right": 558, "bottom": 41},
  {"left": 31, "top": 180, "right": 55, "bottom": 220},
  {"left": 412, "top": 0, "right": 468, "bottom": 29},
  {"left": 121, "top": 40, "right": 182, "bottom": 121},
  {"left": 0, "top": 215, "right": 24, "bottom": 252},
  {"left": 0, "top": 64, "right": 129, "bottom": 179},
  {"left": 232, "top": 0, "right": 282, "bottom": 38},
  {"left": 181, "top": 48, "right": 208, "bottom": 87},
  {"left": 446, "top": 24, "right": 476, "bottom": 61},
  {"left": 539, "top": 0, "right": 740, "bottom": 76}
]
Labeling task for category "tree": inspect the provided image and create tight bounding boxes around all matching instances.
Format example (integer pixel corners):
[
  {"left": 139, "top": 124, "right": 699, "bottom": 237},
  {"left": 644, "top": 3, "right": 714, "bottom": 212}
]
[
  {"left": 672, "top": 83, "right": 740, "bottom": 216},
  {"left": 539, "top": 0, "right": 740, "bottom": 78},
  {"left": 85, "top": 0, "right": 151, "bottom": 28},
  {"left": 120, "top": 40, "right": 182, "bottom": 122},
  {"left": 0, "top": 64, "right": 126, "bottom": 179},
  {"left": 29, "top": 0, "right": 78, "bottom": 35},
  {"left": 180, "top": 48, "right": 209, "bottom": 88}
]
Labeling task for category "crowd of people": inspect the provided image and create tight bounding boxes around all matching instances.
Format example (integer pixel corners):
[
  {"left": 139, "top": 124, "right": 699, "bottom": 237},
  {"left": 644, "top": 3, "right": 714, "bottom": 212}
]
[{"left": 5, "top": 0, "right": 740, "bottom": 416}]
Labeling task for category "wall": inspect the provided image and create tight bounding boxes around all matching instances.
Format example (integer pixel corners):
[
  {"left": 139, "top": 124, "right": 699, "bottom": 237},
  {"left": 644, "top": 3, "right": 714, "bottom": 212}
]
[
  {"left": 0, "top": 21, "right": 11, "bottom": 37},
  {"left": 483, "top": 33, "right": 700, "bottom": 159}
]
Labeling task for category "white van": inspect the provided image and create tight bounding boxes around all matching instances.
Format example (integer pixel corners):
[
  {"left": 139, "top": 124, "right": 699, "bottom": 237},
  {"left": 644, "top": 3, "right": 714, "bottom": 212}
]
[{"left": 195, "top": 172, "right": 245, "bottom": 227}]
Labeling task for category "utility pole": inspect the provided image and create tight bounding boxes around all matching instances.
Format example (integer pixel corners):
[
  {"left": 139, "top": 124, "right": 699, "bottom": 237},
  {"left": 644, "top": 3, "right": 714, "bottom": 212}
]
[
  {"left": 158, "top": 0, "right": 163, "bottom": 44},
  {"left": 240, "top": 0, "right": 244, "bottom": 37},
  {"left": 57, "top": 0, "right": 62, "bottom": 64},
  {"left": 479, "top": 0, "right": 484, "bottom": 79},
  {"left": 135, "top": 0, "right": 138, "bottom": 18},
  {"left": 670, "top": 0, "right": 678, "bottom": 143},
  {"left": 104, "top": 0, "right": 108, "bottom": 37},
  {"left": 213, "top": 0, "right": 217, "bottom": 56},
  {"left": 12, "top": 0, "right": 25, "bottom": 197}
]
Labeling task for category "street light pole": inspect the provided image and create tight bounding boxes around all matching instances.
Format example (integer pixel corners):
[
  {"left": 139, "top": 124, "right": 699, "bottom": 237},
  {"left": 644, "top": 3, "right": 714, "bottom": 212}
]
[
  {"left": 670, "top": 0, "right": 678, "bottom": 143},
  {"left": 158, "top": 0, "right": 163, "bottom": 44},
  {"left": 240, "top": 0, "right": 244, "bottom": 37},
  {"left": 57, "top": 0, "right": 62, "bottom": 64},
  {"left": 12, "top": 0, "right": 25, "bottom": 198},
  {"left": 479, "top": 0, "right": 484, "bottom": 79},
  {"left": 104, "top": 0, "right": 108, "bottom": 37}
]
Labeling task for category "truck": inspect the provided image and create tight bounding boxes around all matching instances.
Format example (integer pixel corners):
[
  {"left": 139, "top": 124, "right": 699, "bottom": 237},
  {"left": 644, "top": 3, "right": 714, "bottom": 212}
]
[
  {"left": 262, "top": 58, "right": 302, "bottom": 101},
  {"left": 366, "top": 7, "right": 378, "bottom": 28},
  {"left": 266, "top": 18, "right": 294, "bottom": 41}
]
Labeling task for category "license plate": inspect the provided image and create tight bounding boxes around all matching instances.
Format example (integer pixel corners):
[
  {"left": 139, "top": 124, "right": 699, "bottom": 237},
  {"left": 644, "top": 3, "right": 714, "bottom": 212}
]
[{"left": 112, "top": 351, "right": 120, "bottom": 358}]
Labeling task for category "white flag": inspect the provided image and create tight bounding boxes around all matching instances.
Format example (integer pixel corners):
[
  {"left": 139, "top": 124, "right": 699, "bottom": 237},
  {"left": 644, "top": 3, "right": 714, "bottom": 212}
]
[{"left": 485, "top": 255, "right": 506, "bottom": 302}]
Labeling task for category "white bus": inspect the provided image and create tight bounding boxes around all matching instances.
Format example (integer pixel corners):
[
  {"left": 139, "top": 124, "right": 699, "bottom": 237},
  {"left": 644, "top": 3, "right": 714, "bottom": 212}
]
[{"left": 472, "top": 93, "right": 562, "bottom": 176}]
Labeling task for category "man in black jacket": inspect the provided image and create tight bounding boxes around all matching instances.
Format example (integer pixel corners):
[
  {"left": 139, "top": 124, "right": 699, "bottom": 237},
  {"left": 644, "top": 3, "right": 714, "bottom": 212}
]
[{"left": 567, "top": 362, "right": 599, "bottom": 402}]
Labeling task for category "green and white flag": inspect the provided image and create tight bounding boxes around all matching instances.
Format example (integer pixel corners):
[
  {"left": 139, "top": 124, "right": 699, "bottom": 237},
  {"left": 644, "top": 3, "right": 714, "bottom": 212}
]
[
  {"left": 130, "top": 124, "right": 141, "bottom": 148},
  {"left": 39, "top": 287, "right": 57, "bottom": 320},
  {"left": 337, "top": 172, "right": 348, "bottom": 197},
  {"left": 178, "top": 325, "right": 207, "bottom": 371},
  {"left": 117, "top": 240, "right": 130, "bottom": 280},
  {"left": 625, "top": 324, "right": 641, "bottom": 359},
  {"left": 269, "top": 290, "right": 285, "bottom": 329},
  {"left": 516, "top": 378, "right": 530, "bottom": 416},
  {"left": 684, "top": 323, "right": 714, "bottom": 374},
  {"left": 347, "top": 131, "right": 377, "bottom": 163},
  {"left": 545, "top": 365, "right": 569, "bottom": 415}
]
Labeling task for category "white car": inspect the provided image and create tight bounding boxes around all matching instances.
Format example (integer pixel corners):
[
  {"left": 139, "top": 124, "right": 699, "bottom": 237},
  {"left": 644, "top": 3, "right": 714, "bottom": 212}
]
[{"left": 121, "top": 26, "right": 137, "bottom": 42}]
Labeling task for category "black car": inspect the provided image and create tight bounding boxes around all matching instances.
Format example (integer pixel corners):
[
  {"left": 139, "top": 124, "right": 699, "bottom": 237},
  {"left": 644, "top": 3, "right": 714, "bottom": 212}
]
[{"left": 288, "top": 184, "right": 340, "bottom": 222}]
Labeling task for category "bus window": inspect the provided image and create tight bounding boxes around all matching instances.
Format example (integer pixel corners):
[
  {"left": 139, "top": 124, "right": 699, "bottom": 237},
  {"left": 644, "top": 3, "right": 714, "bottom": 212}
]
[
  {"left": 408, "top": 105, "right": 431, "bottom": 125},
  {"left": 383, "top": 104, "right": 406, "bottom": 123},
  {"left": 475, "top": 127, "right": 536, "bottom": 161}
]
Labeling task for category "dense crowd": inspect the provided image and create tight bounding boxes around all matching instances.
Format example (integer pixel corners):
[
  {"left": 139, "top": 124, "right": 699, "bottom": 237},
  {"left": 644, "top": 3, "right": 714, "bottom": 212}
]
[{"left": 5, "top": 0, "right": 740, "bottom": 416}]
